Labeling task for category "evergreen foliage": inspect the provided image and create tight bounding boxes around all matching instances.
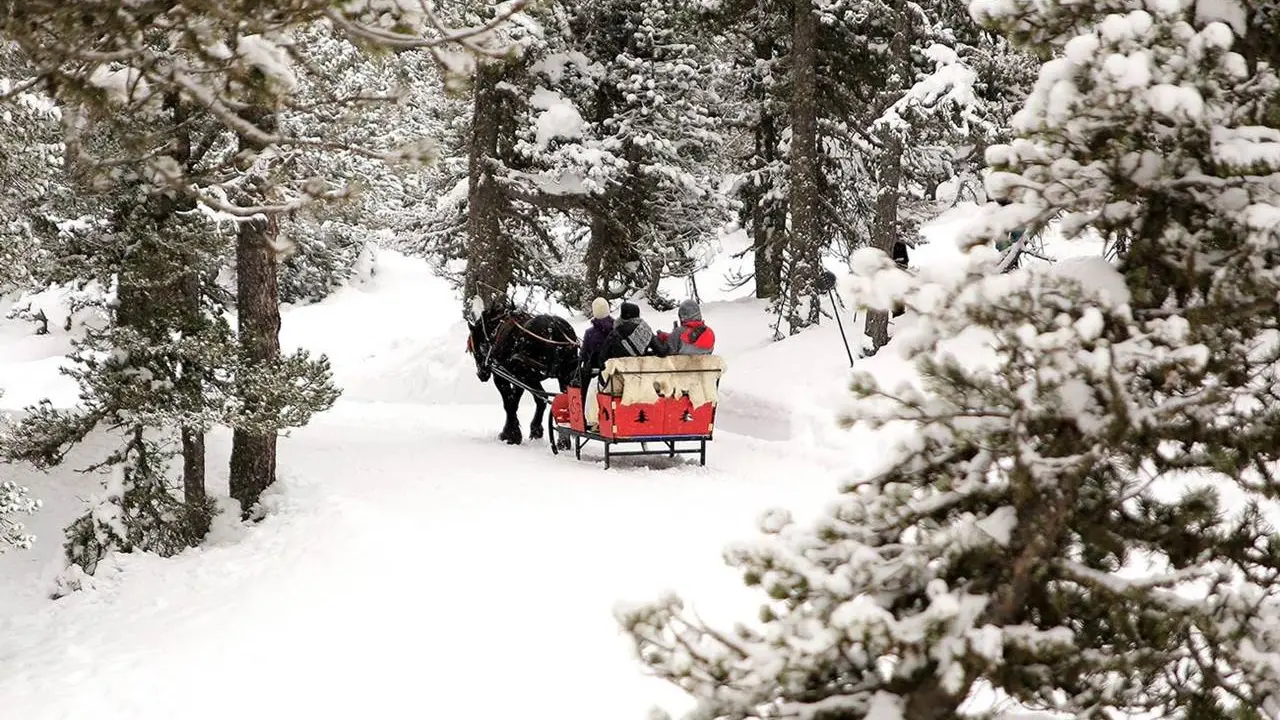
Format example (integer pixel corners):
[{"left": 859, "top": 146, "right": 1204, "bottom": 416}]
[
  {"left": 279, "top": 219, "right": 371, "bottom": 305},
  {"left": 0, "top": 479, "right": 40, "bottom": 553},
  {"left": 0, "top": 48, "right": 76, "bottom": 296},
  {"left": 553, "top": 0, "right": 732, "bottom": 304},
  {"left": 620, "top": 2, "right": 1280, "bottom": 718},
  {"left": 0, "top": 404, "right": 41, "bottom": 556},
  {"left": 4, "top": 203, "right": 234, "bottom": 571},
  {"left": 417, "top": 0, "right": 733, "bottom": 309},
  {"left": 0, "top": 0, "right": 506, "bottom": 563}
]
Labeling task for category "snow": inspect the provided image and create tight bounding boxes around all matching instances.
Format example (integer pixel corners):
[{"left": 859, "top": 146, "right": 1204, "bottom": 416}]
[
  {"left": 235, "top": 36, "right": 298, "bottom": 93},
  {"left": 0, "top": 405, "right": 846, "bottom": 720},
  {"left": 1049, "top": 255, "right": 1130, "bottom": 306},
  {"left": 865, "top": 692, "right": 904, "bottom": 720},
  {"left": 0, "top": 212, "right": 1126, "bottom": 719},
  {"left": 1213, "top": 125, "right": 1280, "bottom": 169},
  {"left": 87, "top": 66, "right": 150, "bottom": 106},
  {"left": 530, "top": 88, "right": 586, "bottom": 149},
  {"left": 1196, "top": 0, "right": 1248, "bottom": 36},
  {"left": 0, "top": 245, "right": 862, "bottom": 720},
  {"left": 531, "top": 51, "right": 595, "bottom": 84},
  {"left": 976, "top": 506, "right": 1017, "bottom": 546}
]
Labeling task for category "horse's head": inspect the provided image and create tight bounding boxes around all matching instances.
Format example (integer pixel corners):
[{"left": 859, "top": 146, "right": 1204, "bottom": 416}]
[{"left": 464, "top": 295, "right": 511, "bottom": 382}]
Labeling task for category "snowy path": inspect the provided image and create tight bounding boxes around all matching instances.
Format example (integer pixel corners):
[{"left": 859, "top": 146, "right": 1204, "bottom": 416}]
[{"left": 0, "top": 401, "right": 845, "bottom": 720}]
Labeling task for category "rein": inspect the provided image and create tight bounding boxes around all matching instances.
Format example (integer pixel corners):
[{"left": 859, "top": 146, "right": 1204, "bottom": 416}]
[{"left": 509, "top": 317, "right": 578, "bottom": 347}]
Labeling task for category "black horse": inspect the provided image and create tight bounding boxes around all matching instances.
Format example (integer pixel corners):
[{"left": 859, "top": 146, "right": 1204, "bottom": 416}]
[{"left": 465, "top": 297, "right": 579, "bottom": 445}]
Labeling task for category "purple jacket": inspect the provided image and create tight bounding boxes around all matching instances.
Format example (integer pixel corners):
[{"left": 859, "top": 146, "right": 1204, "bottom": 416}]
[{"left": 581, "top": 316, "right": 614, "bottom": 369}]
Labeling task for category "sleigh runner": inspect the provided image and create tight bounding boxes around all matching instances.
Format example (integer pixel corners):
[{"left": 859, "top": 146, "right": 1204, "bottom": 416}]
[{"left": 548, "top": 355, "right": 726, "bottom": 468}]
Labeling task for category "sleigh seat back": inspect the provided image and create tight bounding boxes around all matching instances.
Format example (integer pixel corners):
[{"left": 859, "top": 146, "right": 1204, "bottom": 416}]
[{"left": 595, "top": 355, "right": 726, "bottom": 438}]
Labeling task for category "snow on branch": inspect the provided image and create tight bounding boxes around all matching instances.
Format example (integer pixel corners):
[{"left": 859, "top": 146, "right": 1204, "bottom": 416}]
[
  {"left": 325, "top": 0, "right": 531, "bottom": 55},
  {"left": 1, "top": 0, "right": 528, "bottom": 216}
]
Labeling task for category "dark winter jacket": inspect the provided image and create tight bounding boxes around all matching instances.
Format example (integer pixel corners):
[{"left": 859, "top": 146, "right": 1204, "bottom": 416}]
[
  {"left": 580, "top": 316, "right": 614, "bottom": 370},
  {"left": 603, "top": 317, "right": 666, "bottom": 362},
  {"left": 892, "top": 241, "right": 909, "bottom": 269}
]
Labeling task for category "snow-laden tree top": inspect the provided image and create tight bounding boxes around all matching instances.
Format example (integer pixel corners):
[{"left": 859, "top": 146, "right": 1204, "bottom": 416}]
[{"left": 0, "top": 0, "right": 528, "bottom": 214}]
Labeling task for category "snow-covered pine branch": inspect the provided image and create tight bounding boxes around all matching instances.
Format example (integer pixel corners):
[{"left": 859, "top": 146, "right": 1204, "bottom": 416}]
[
  {"left": 1, "top": 0, "right": 524, "bottom": 215},
  {"left": 619, "top": 2, "right": 1280, "bottom": 718}
]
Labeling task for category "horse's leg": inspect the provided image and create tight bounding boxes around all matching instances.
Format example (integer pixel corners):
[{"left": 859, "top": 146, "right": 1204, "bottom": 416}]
[{"left": 496, "top": 378, "right": 523, "bottom": 444}]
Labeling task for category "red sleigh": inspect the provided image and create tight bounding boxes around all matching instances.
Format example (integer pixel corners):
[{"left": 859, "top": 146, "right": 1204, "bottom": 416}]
[{"left": 548, "top": 355, "right": 726, "bottom": 469}]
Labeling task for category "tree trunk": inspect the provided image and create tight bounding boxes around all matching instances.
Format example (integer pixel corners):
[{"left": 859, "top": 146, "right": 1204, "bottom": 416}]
[
  {"left": 583, "top": 212, "right": 612, "bottom": 298},
  {"left": 179, "top": 266, "right": 207, "bottom": 522},
  {"left": 783, "top": 0, "right": 822, "bottom": 333},
  {"left": 168, "top": 93, "right": 206, "bottom": 522},
  {"left": 863, "top": 131, "right": 903, "bottom": 354},
  {"left": 751, "top": 14, "right": 785, "bottom": 299},
  {"left": 464, "top": 61, "right": 516, "bottom": 309},
  {"left": 581, "top": 80, "right": 627, "bottom": 303},
  {"left": 863, "top": 9, "right": 909, "bottom": 356},
  {"left": 229, "top": 105, "right": 282, "bottom": 518},
  {"left": 182, "top": 428, "right": 206, "bottom": 503},
  {"left": 228, "top": 212, "right": 281, "bottom": 517}
]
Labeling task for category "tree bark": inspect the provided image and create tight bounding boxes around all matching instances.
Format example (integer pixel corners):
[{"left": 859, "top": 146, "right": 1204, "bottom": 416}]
[
  {"left": 179, "top": 265, "right": 206, "bottom": 519},
  {"left": 583, "top": 212, "right": 613, "bottom": 298},
  {"left": 581, "top": 78, "right": 629, "bottom": 303},
  {"left": 228, "top": 212, "right": 280, "bottom": 517},
  {"left": 783, "top": 0, "right": 822, "bottom": 333},
  {"left": 863, "top": 10, "right": 910, "bottom": 355},
  {"left": 182, "top": 428, "right": 206, "bottom": 503},
  {"left": 863, "top": 131, "right": 902, "bottom": 354},
  {"left": 464, "top": 61, "right": 516, "bottom": 309},
  {"left": 229, "top": 106, "right": 282, "bottom": 518},
  {"left": 170, "top": 93, "right": 206, "bottom": 523},
  {"left": 751, "top": 9, "right": 785, "bottom": 299}
]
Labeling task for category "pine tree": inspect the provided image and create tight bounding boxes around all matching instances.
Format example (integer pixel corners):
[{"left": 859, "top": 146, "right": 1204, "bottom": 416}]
[
  {"left": 2, "top": 0, "right": 520, "bottom": 519},
  {"left": 0, "top": 47, "right": 72, "bottom": 297},
  {"left": 561, "top": 0, "right": 732, "bottom": 306},
  {"left": 0, "top": 480, "right": 40, "bottom": 553},
  {"left": 278, "top": 219, "right": 371, "bottom": 304},
  {"left": 417, "top": 0, "right": 742, "bottom": 307},
  {"left": 275, "top": 23, "right": 448, "bottom": 303},
  {"left": 465, "top": 54, "right": 529, "bottom": 309},
  {"left": 4, "top": 197, "right": 238, "bottom": 577},
  {"left": 726, "top": 0, "right": 790, "bottom": 301},
  {"left": 436, "top": 0, "right": 734, "bottom": 309},
  {"left": 710, "top": 0, "right": 1031, "bottom": 338},
  {"left": 0, "top": 413, "right": 41, "bottom": 556},
  {"left": 407, "top": 0, "right": 576, "bottom": 309},
  {"left": 711, "top": 0, "right": 932, "bottom": 335},
  {"left": 621, "top": 4, "right": 1280, "bottom": 718}
]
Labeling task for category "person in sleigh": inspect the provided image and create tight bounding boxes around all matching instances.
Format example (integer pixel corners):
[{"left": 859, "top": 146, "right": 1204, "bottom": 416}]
[
  {"left": 601, "top": 301, "right": 667, "bottom": 363},
  {"left": 657, "top": 299, "right": 715, "bottom": 355}
]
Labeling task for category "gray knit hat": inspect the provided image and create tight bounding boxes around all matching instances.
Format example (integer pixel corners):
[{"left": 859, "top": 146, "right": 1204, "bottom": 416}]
[{"left": 677, "top": 299, "right": 701, "bottom": 322}]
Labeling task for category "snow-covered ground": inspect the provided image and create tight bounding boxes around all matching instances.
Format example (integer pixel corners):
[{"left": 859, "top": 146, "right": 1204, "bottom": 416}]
[{"left": 0, "top": 211, "right": 1095, "bottom": 719}]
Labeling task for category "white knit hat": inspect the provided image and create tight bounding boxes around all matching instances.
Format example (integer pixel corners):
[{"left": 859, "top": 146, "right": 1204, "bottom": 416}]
[{"left": 591, "top": 297, "right": 610, "bottom": 320}]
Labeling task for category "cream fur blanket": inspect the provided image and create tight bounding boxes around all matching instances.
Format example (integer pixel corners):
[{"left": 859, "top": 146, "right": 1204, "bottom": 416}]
[{"left": 600, "top": 355, "right": 726, "bottom": 408}]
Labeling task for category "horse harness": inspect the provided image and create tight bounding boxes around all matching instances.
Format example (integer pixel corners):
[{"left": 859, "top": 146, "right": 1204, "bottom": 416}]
[{"left": 479, "top": 311, "right": 577, "bottom": 378}]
